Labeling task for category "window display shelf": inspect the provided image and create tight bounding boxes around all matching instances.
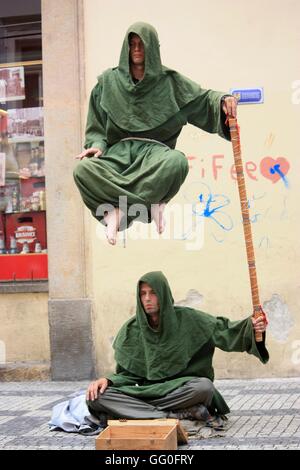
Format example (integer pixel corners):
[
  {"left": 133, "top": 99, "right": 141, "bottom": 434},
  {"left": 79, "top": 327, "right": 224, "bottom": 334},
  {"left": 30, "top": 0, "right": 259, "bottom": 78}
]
[
  {"left": 0, "top": 253, "right": 48, "bottom": 281},
  {"left": 4, "top": 209, "right": 46, "bottom": 215},
  {"left": 0, "top": 279, "right": 48, "bottom": 294},
  {"left": 0, "top": 17, "right": 46, "bottom": 283},
  {"left": 1, "top": 136, "right": 44, "bottom": 144}
]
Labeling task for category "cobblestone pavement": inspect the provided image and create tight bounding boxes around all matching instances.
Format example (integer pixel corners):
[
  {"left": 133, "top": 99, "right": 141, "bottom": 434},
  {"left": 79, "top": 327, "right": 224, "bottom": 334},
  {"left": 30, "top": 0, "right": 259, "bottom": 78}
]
[{"left": 0, "top": 378, "right": 299, "bottom": 450}]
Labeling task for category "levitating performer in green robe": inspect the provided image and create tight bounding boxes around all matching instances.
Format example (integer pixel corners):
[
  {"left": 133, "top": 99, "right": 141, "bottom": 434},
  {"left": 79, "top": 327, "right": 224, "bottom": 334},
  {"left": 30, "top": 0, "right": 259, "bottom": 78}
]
[
  {"left": 86, "top": 272, "right": 268, "bottom": 422},
  {"left": 73, "top": 22, "right": 237, "bottom": 244}
]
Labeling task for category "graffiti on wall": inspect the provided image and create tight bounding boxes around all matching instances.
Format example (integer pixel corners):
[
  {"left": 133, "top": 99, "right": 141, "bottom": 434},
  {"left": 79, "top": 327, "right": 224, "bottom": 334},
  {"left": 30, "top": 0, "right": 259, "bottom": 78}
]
[
  {"left": 188, "top": 154, "right": 290, "bottom": 186},
  {"left": 185, "top": 153, "right": 291, "bottom": 245}
]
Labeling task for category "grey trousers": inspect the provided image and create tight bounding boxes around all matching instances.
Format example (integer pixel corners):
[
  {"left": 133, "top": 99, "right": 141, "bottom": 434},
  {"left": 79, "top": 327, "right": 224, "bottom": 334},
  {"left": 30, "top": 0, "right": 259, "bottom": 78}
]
[{"left": 87, "top": 378, "right": 214, "bottom": 420}]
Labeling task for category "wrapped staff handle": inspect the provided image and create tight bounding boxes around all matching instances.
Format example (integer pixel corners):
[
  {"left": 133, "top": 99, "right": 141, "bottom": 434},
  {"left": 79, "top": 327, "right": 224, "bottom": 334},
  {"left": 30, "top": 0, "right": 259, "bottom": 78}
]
[{"left": 228, "top": 117, "right": 265, "bottom": 342}]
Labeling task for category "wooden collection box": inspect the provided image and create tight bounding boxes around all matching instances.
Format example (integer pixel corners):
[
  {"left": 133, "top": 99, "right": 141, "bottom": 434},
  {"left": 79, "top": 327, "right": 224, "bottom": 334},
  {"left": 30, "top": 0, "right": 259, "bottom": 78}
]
[{"left": 95, "top": 419, "right": 188, "bottom": 451}]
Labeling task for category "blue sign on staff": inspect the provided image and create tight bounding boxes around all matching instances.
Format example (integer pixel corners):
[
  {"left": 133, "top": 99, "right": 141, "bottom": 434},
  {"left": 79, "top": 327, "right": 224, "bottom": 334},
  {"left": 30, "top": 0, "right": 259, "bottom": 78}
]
[{"left": 230, "top": 87, "right": 264, "bottom": 104}]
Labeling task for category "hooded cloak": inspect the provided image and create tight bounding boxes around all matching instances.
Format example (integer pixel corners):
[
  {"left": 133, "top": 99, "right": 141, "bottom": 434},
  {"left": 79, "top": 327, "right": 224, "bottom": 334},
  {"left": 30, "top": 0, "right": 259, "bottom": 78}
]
[
  {"left": 83, "top": 22, "right": 230, "bottom": 151},
  {"left": 75, "top": 23, "right": 231, "bottom": 230},
  {"left": 106, "top": 272, "right": 269, "bottom": 415},
  {"left": 100, "top": 22, "right": 203, "bottom": 131}
]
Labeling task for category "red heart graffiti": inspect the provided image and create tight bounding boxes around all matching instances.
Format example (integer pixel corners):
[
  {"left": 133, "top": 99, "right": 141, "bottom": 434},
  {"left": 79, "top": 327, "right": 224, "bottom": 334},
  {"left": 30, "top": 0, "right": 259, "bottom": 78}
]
[{"left": 260, "top": 157, "right": 290, "bottom": 183}]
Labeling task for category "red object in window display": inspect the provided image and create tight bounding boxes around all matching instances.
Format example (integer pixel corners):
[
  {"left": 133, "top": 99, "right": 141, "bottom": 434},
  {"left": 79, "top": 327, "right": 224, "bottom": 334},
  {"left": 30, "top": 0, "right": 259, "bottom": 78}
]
[
  {"left": 20, "top": 177, "right": 45, "bottom": 198},
  {"left": 4, "top": 211, "right": 47, "bottom": 252},
  {"left": 0, "top": 213, "right": 4, "bottom": 238},
  {"left": 0, "top": 114, "right": 8, "bottom": 134},
  {"left": 0, "top": 253, "right": 48, "bottom": 281}
]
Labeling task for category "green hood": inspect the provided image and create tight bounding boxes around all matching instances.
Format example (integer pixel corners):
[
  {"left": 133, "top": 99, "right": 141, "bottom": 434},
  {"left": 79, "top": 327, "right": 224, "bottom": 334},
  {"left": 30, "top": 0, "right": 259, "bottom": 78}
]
[
  {"left": 99, "top": 22, "right": 202, "bottom": 132},
  {"left": 112, "top": 271, "right": 217, "bottom": 380},
  {"left": 119, "top": 22, "right": 162, "bottom": 92}
]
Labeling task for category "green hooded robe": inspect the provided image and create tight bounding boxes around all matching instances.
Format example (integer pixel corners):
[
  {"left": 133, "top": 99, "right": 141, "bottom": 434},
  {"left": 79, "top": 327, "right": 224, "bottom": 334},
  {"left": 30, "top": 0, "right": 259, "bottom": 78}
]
[
  {"left": 106, "top": 272, "right": 269, "bottom": 415},
  {"left": 73, "top": 22, "right": 231, "bottom": 229}
]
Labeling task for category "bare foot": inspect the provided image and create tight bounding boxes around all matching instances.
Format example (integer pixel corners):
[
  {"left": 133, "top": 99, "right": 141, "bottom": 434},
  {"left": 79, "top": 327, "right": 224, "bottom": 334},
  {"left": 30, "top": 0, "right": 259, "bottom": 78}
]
[
  {"left": 104, "top": 208, "right": 124, "bottom": 245},
  {"left": 151, "top": 203, "right": 166, "bottom": 234}
]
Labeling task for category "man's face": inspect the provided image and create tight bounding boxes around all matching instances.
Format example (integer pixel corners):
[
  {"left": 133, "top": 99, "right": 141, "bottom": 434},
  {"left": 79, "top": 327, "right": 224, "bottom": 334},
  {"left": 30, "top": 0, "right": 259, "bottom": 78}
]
[
  {"left": 129, "top": 34, "right": 145, "bottom": 66},
  {"left": 140, "top": 282, "right": 160, "bottom": 316}
]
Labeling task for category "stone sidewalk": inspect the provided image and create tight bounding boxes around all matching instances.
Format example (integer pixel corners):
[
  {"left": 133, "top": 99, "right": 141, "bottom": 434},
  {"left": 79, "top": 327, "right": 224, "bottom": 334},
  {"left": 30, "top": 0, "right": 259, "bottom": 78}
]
[{"left": 0, "top": 378, "right": 299, "bottom": 450}]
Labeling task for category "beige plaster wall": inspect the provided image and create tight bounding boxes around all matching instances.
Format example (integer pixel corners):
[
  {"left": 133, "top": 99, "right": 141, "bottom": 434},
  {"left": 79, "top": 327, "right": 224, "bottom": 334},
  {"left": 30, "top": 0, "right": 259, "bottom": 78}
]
[
  {"left": 82, "top": 0, "right": 300, "bottom": 378},
  {"left": 0, "top": 293, "right": 50, "bottom": 363},
  {"left": 42, "top": 0, "right": 89, "bottom": 300}
]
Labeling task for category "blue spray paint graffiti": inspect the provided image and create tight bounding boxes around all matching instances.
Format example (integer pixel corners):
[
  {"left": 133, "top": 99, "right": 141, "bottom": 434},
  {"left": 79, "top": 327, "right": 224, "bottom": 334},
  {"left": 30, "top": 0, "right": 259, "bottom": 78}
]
[
  {"left": 247, "top": 193, "right": 271, "bottom": 224},
  {"left": 182, "top": 182, "right": 233, "bottom": 243},
  {"left": 280, "top": 196, "right": 288, "bottom": 220},
  {"left": 270, "top": 164, "right": 289, "bottom": 189},
  {"left": 183, "top": 179, "right": 289, "bottom": 248},
  {"left": 196, "top": 193, "right": 233, "bottom": 230},
  {"left": 195, "top": 186, "right": 233, "bottom": 232},
  {"left": 259, "top": 236, "right": 271, "bottom": 249}
]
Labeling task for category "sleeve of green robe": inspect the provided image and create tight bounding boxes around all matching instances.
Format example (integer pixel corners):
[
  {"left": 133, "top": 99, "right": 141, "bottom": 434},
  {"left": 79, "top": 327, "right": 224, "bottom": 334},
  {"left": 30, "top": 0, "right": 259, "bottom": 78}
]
[
  {"left": 106, "top": 364, "right": 142, "bottom": 388},
  {"left": 212, "top": 316, "right": 269, "bottom": 364},
  {"left": 182, "top": 90, "right": 231, "bottom": 141},
  {"left": 84, "top": 83, "right": 108, "bottom": 153}
]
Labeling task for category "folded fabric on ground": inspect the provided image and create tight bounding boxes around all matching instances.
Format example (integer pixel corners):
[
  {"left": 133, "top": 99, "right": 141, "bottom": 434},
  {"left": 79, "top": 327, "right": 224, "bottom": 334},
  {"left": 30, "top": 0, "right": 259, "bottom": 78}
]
[
  {"left": 49, "top": 393, "right": 104, "bottom": 436},
  {"left": 49, "top": 392, "right": 227, "bottom": 438}
]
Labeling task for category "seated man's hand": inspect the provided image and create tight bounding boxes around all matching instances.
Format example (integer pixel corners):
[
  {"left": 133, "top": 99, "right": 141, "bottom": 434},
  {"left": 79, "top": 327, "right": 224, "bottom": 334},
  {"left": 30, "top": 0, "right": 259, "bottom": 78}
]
[
  {"left": 86, "top": 377, "right": 109, "bottom": 401},
  {"left": 252, "top": 315, "right": 267, "bottom": 334},
  {"left": 75, "top": 147, "right": 102, "bottom": 160}
]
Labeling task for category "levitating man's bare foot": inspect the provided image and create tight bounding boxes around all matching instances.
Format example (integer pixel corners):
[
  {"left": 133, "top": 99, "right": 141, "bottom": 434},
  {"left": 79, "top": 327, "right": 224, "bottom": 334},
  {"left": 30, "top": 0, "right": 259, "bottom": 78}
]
[
  {"left": 104, "top": 208, "right": 124, "bottom": 245},
  {"left": 151, "top": 203, "right": 166, "bottom": 234}
]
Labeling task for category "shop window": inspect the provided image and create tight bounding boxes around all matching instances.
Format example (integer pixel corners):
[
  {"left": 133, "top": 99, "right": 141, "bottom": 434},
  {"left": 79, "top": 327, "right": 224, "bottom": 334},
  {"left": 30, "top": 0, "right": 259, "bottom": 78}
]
[{"left": 0, "top": 3, "right": 47, "bottom": 283}]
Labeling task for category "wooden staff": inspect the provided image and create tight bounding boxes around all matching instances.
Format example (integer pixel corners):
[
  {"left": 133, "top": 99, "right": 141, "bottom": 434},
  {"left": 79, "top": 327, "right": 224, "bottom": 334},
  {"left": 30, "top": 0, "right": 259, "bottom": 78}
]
[{"left": 228, "top": 117, "right": 264, "bottom": 342}]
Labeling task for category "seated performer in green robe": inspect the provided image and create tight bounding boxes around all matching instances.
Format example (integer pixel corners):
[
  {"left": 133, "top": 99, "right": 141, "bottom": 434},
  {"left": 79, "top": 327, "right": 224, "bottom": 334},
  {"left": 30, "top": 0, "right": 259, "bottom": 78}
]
[
  {"left": 73, "top": 22, "right": 237, "bottom": 245},
  {"left": 86, "top": 271, "right": 268, "bottom": 423}
]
